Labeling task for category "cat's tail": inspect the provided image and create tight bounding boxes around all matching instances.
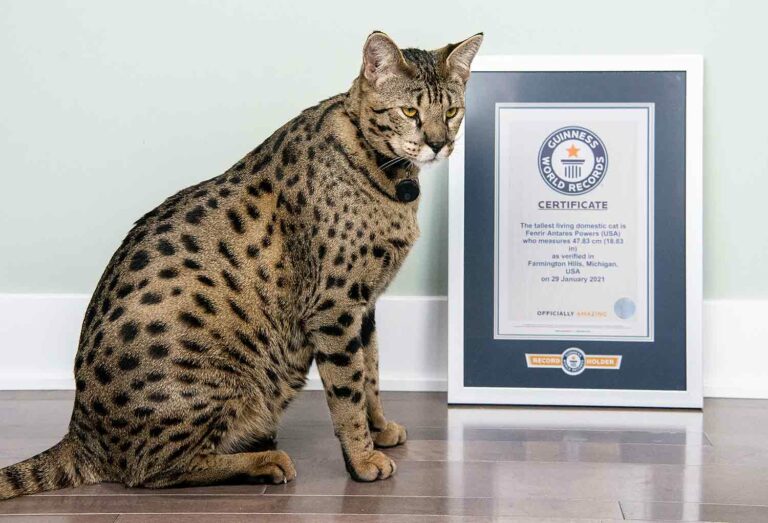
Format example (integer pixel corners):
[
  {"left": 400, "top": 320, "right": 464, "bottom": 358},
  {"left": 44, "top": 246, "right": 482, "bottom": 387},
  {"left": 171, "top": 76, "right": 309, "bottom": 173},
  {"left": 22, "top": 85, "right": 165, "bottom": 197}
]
[{"left": 0, "top": 437, "right": 90, "bottom": 500}]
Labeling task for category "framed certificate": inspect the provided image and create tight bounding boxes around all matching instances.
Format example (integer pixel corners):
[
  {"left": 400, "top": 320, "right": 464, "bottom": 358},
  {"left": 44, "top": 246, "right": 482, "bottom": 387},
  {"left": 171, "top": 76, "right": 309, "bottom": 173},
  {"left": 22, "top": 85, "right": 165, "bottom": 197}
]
[{"left": 448, "top": 56, "right": 703, "bottom": 408}]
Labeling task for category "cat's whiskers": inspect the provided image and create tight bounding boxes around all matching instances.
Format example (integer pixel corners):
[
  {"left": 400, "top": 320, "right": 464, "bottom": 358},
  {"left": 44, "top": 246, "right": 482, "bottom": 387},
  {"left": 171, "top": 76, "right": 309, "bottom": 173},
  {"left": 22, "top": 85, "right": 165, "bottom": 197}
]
[{"left": 377, "top": 156, "right": 406, "bottom": 171}]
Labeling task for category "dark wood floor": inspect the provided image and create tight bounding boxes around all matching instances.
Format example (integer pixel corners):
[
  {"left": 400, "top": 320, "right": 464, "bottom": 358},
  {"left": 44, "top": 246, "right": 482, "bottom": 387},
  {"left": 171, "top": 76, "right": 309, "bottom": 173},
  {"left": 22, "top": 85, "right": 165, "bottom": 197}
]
[{"left": 1, "top": 391, "right": 768, "bottom": 522}]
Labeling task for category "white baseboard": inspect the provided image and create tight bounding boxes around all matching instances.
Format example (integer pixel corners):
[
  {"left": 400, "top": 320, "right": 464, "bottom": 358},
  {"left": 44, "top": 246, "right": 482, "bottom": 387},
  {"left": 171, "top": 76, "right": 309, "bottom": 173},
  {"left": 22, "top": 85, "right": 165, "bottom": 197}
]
[
  {"left": 0, "top": 294, "right": 448, "bottom": 392},
  {"left": 0, "top": 294, "right": 766, "bottom": 398},
  {"left": 702, "top": 299, "right": 768, "bottom": 399}
]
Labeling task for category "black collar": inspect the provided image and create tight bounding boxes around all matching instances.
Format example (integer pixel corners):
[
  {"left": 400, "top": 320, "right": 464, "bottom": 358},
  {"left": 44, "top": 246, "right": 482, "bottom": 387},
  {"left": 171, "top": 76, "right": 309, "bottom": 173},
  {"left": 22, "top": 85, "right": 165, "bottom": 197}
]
[
  {"left": 395, "top": 179, "right": 420, "bottom": 203},
  {"left": 372, "top": 150, "right": 420, "bottom": 203}
]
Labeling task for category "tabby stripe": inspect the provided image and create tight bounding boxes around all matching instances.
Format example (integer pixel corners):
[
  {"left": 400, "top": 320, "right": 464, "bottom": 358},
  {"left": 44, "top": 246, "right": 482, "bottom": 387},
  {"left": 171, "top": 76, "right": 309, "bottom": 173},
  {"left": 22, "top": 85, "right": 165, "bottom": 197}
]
[
  {"left": 228, "top": 299, "right": 250, "bottom": 322},
  {"left": 221, "top": 270, "right": 241, "bottom": 293},
  {"left": 315, "top": 99, "right": 344, "bottom": 132},
  {"left": 5, "top": 468, "right": 24, "bottom": 491},
  {"left": 218, "top": 241, "right": 241, "bottom": 269},
  {"left": 271, "top": 129, "right": 288, "bottom": 153},
  {"left": 327, "top": 137, "right": 397, "bottom": 203}
]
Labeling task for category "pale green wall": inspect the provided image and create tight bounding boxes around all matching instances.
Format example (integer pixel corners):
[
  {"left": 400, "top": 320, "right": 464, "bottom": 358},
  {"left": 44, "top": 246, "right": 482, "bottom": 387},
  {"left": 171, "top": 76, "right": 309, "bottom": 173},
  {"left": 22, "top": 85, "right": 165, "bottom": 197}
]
[{"left": 0, "top": 0, "right": 763, "bottom": 297}]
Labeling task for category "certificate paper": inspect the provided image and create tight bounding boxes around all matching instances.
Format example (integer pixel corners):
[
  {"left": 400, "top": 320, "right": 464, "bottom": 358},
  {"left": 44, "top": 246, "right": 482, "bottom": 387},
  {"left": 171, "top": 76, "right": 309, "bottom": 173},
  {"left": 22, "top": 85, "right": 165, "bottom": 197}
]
[{"left": 494, "top": 103, "right": 655, "bottom": 342}]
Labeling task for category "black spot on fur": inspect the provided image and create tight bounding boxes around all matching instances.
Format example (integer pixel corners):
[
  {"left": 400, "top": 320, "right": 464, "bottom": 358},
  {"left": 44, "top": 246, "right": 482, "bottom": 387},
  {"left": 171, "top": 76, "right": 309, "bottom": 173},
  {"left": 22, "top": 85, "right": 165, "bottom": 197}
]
[
  {"left": 140, "top": 292, "right": 162, "bottom": 305},
  {"left": 226, "top": 209, "right": 245, "bottom": 234},
  {"left": 148, "top": 344, "right": 169, "bottom": 359},
  {"left": 121, "top": 322, "right": 139, "bottom": 343},
  {"left": 185, "top": 206, "right": 206, "bottom": 225},
  {"left": 157, "top": 239, "right": 175, "bottom": 256},
  {"left": 345, "top": 338, "right": 361, "bottom": 354},
  {"left": 112, "top": 392, "right": 130, "bottom": 407},
  {"left": 192, "top": 412, "right": 211, "bottom": 426},
  {"left": 332, "top": 385, "right": 352, "bottom": 398},
  {"left": 218, "top": 240, "right": 240, "bottom": 268},
  {"left": 180, "top": 234, "right": 200, "bottom": 253},
  {"left": 93, "top": 365, "right": 112, "bottom": 385},
  {"left": 228, "top": 300, "right": 249, "bottom": 322},
  {"left": 111, "top": 418, "right": 129, "bottom": 429},
  {"left": 173, "top": 357, "right": 201, "bottom": 370},
  {"left": 134, "top": 406, "right": 154, "bottom": 418},
  {"left": 246, "top": 203, "right": 260, "bottom": 220},
  {"left": 179, "top": 312, "right": 204, "bottom": 328},
  {"left": 319, "top": 325, "right": 344, "bottom": 336},
  {"left": 116, "top": 284, "right": 134, "bottom": 299},
  {"left": 161, "top": 416, "right": 184, "bottom": 427},
  {"left": 255, "top": 330, "right": 269, "bottom": 346},
  {"left": 183, "top": 258, "right": 202, "bottom": 270},
  {"left": 159, "top": 267, "right": 179, "bottom": 279},
  {"left": 118, "top": 354, "right": 140, "bottom": 371},
  {"left": 148, "top": 391, "right": 170, "bottom": 403},
  {"left": 108, "top": 307, "right": 125, "bottom": 322},
  {"left": 146, "top": 371, "right": 165, "bottom": 383},
  {"left": 193, "top": 293, "right": 217, "bottom": 315},
  {"left": 361, "top": 312, "right": 375, "bottom": 346},
  {"left": 92, "top": 400, "right": 109, "bottom": 416},
  {"left": 329, "top": 353, "right": 351, "bottom": 366},
  {"left": 266, "top": 368, "right": 279, "bottom": 383},
  {"left": 155, "top": 223, "right": 173, "bottom": 234},
  {"left": 129, "top": 251, "right": 150, "bottom": 271},
  {"left": 196, "top": 275, "right": 215, "bottom": 287},
  {"left": 317, "top": 299, "right": 335, "bottom": 311},
  {"left": 236, "top": 331, "right": 259, "bottom": 353},
  {"left": 221, "top": 270, "right": 241, "bottom": 293},
  {"left": 180, "top": 339, "right": 207, "bottom": 353},
  {"left": 146, "top": 321, "right": 167, "bottom": 335}
]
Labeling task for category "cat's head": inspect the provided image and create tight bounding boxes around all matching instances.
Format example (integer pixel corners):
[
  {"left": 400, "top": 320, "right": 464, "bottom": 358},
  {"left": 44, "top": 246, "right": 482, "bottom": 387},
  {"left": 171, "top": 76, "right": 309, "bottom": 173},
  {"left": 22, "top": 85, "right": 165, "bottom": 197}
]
[{"left": 355, "top": 31, "right": 483, "bottom": 166}]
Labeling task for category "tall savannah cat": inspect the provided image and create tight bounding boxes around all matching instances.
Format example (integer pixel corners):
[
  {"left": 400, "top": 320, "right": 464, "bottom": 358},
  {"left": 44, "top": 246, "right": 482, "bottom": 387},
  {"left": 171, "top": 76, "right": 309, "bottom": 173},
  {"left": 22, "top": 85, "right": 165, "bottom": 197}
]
[{"left": 0, "top": 31, "right": 482, "bottom": 498}]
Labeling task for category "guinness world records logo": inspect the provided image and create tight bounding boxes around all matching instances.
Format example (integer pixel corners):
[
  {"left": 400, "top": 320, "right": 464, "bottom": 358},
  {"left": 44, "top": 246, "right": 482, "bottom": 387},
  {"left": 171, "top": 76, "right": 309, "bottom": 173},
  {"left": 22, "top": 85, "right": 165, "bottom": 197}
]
[
  {"left": 538, "top": 126, "right": 608, "bottom": 195},
  {"left": 561, "top": 347, "right": 586, "bottom": 376}
]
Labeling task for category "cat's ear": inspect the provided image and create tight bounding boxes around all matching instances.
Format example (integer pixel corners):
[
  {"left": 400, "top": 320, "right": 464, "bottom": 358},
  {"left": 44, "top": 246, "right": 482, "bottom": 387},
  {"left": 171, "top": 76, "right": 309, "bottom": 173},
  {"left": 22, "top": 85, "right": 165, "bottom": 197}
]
[
  {"left": 362, "top": 31, "right": 410, "bottom": 86},
  {"left": 444, "top": 33, "right": 484, "bottom": 83}
]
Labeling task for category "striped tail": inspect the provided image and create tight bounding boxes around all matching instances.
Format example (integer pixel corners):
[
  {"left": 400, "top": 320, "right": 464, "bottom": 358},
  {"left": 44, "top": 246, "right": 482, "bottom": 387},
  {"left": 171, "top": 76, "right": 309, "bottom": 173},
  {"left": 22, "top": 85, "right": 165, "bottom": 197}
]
[{"left": 0, "top": 438, "right": 87, "bottom": 500}]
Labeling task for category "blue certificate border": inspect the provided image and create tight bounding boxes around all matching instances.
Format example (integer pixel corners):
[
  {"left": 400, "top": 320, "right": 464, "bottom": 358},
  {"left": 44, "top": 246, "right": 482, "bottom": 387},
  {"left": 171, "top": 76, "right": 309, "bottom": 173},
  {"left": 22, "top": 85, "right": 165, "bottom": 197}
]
[
  {"left": 463, "top": 71, "right": 686, "bottom": 392},
  {"left": 493, "top": 104, "right": 654, "bottom": 342}
]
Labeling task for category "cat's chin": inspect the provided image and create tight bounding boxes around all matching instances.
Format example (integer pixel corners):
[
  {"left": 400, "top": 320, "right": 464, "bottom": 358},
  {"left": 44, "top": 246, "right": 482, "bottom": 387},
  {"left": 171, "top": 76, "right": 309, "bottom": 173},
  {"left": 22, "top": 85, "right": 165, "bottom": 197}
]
[{"left": 413, "top": 157, "right": 444, "bottom": 168}]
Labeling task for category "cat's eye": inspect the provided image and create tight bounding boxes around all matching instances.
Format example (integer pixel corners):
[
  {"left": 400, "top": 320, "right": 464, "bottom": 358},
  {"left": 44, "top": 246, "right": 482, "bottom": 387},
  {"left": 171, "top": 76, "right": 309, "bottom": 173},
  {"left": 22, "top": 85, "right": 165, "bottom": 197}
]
[
  {"left": 401, "top": 106, "right": 418, "bottom": 118},
  {"left": 446, "top": 107, "right": 459, "bottom": 119}
]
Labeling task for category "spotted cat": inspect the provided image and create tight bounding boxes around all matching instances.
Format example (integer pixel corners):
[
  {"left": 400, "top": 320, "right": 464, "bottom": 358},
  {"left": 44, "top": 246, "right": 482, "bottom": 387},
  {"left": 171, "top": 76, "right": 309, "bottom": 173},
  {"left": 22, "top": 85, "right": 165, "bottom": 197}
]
[{"left": 0, "top": 31, "right": 482, "bottom": 499}]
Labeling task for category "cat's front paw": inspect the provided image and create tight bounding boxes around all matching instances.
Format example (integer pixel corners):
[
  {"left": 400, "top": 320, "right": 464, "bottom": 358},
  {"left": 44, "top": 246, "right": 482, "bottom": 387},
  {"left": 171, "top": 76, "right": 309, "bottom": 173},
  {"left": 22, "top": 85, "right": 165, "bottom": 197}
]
[
  {"left": 345, "top": 449, "right": 397, "bottom": 482},
  {"left": 372, "top": 420, "right": 407, "bottom": 448}
]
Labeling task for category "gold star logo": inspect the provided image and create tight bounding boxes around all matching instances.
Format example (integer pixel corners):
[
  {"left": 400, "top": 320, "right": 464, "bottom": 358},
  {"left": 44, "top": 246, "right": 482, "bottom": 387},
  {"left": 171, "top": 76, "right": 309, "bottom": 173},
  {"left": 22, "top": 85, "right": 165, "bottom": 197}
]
[{"left": 566, "top": 144, "right": 580, "bottom": 157}]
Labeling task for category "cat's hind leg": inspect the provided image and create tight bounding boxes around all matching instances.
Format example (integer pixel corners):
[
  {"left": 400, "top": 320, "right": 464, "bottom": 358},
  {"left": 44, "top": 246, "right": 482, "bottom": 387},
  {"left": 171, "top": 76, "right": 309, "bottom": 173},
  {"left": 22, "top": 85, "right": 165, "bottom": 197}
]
[{"left": 139, "top": 450, "right": 296, "bottom": 488}]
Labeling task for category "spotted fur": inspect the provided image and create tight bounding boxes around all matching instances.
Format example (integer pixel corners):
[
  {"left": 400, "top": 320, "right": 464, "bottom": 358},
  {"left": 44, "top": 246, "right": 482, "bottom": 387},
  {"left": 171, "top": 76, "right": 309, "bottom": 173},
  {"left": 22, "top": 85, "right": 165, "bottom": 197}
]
[{"left": 0, "top": 31, "right": 482, "bottom": 499}]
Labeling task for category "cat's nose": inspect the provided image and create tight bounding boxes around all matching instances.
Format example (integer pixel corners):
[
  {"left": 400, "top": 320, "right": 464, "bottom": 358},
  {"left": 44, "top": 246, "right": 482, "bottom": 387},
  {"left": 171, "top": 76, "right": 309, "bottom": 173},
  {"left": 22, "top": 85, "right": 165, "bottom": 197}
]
[{"left": 426, "top": 140, "right": 446, "bottom": 154}]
